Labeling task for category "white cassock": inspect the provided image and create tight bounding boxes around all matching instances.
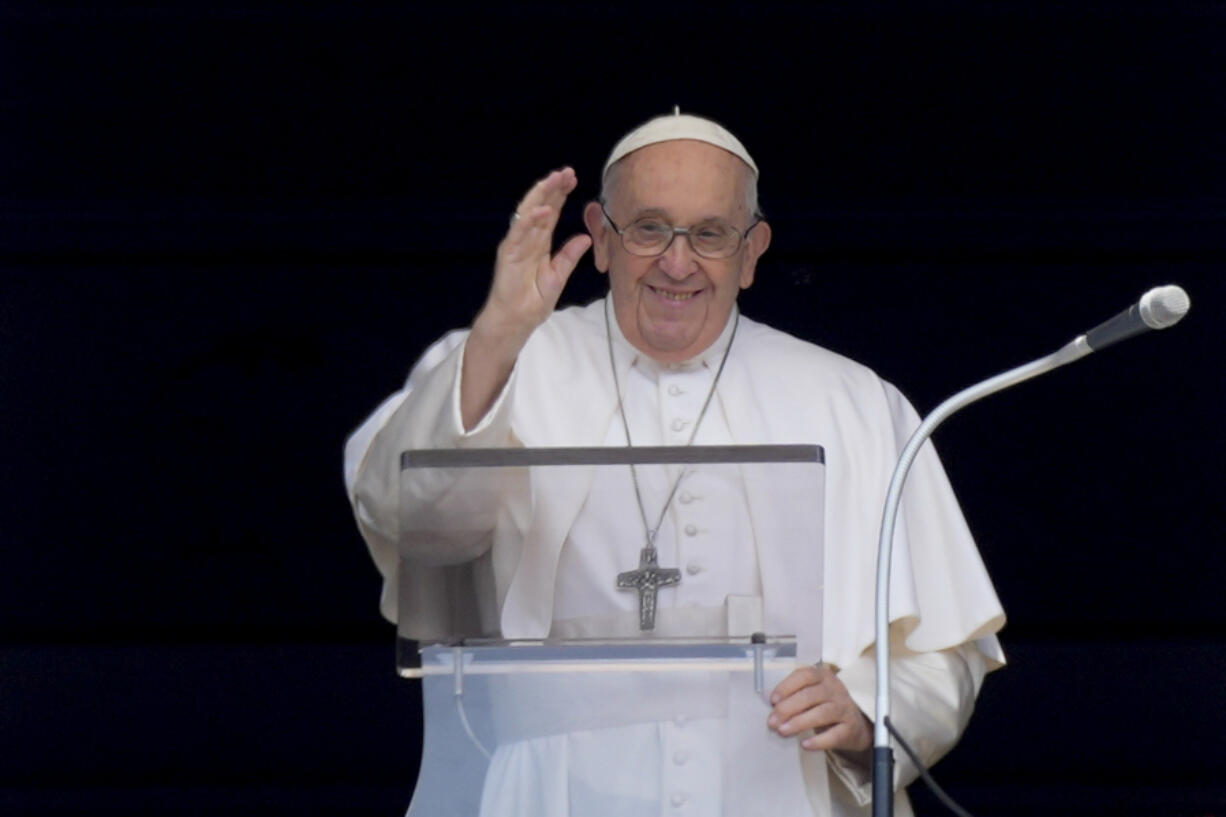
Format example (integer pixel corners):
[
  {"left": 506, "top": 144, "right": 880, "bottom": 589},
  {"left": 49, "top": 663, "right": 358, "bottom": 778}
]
[{"left": 345, "top": 298, "right": 1007, "bottom": 816}]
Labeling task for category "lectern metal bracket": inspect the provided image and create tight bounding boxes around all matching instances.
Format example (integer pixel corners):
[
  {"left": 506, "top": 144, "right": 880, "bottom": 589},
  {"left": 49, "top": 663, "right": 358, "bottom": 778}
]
[
  {"left": 452, "top": 645, "right": 465, "bottom": 696},
  {"left": 750, "top": 632, "right": 768, "bottom": 693}
]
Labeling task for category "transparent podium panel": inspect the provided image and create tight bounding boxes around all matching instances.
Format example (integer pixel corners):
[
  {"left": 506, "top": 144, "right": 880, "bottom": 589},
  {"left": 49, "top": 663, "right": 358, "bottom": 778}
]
[
  {"left": 404, "top": 638, "right": 805, "bottom": 817},
  {"left": 395, "top": 446, "right": 826, "bottom": 815},
  {"left": 397, "top": 445, "right": 825, "bottom": 642}
]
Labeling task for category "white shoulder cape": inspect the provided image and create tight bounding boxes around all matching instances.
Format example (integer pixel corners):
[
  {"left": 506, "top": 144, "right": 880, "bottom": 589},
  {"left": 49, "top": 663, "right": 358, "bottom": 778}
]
[{"left": 345, "top": 300, "right": 1005, "bottom": 671}]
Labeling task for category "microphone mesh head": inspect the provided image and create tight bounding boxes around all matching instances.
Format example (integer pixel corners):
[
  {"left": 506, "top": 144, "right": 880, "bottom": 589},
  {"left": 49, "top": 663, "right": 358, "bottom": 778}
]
[{"left": 1139, "top": 285, "right": 1191, "bottom": 329}]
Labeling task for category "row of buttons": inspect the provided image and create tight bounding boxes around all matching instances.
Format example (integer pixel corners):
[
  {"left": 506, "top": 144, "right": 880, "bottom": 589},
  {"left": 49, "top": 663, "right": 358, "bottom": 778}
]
[
  {"left": 681, "top": 488, "right": 703, "bottom": 575},
  {"left": 670, "top": 722, "right": 692, "bottom": 808},
  {"left": 665, "top": 373, "right": 695, "bottom": 450},
  {"left": 668, "top": 715, "right": 695, "bottom": 808}
]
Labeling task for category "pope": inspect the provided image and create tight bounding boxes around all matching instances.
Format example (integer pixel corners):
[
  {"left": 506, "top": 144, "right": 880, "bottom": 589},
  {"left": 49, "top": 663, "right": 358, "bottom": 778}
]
[{"left": 345, "top": 111, "right": 1005, "bottom": 815}]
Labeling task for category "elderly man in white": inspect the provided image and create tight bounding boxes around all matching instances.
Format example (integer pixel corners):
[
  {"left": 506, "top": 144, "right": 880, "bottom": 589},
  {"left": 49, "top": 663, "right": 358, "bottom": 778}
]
[{"left": 345, "top": 112, "right": 1005, "bottom": 816}]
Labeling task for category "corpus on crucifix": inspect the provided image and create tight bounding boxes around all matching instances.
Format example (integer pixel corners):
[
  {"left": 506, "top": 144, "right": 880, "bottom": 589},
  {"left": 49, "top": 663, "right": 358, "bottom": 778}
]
[{"left": 616, "top": 546, "right": 682, "bottom": 631}]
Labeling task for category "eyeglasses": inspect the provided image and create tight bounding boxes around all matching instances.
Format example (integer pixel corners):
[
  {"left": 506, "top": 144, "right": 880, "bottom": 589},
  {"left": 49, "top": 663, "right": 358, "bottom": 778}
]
[{"left": 599, "top": 202, "right": 760, "bottom": 260}]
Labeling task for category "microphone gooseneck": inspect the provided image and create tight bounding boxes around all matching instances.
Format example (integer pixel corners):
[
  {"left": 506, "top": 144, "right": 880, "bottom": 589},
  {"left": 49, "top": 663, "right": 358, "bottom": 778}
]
[{"left": 871, "top": 284, "right": 1190, "bottom": 817}]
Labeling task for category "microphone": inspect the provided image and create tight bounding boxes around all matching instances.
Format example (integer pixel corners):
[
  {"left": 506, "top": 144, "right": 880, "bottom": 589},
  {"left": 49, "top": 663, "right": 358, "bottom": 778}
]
[
  {"left": 871, "top": 284, "right": 1191, "bottom": 817},
  {"left": 1084, "top": 284, "right": 1191, "bottom": 351}
]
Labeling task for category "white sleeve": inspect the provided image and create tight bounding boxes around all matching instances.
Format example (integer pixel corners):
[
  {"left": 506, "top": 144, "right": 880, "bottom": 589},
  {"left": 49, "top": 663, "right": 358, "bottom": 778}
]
[
  {"left": 344, "top": 329, "right": 519, "bottom": 586},
  {"left": 826, "top": 641, "right": 991, "bottom": 805}
]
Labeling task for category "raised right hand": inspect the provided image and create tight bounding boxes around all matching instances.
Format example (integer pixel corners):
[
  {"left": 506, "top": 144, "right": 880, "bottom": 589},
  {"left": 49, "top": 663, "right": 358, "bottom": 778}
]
[
  {"left": 475, "top": 167, "right": 592, "bottom": 348},
  {"left": 461, "top": 168, "right": 592, "bottom": 430}
]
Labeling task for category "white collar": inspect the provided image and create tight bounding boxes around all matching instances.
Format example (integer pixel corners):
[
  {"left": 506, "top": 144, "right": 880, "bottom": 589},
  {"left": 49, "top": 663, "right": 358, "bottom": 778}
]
[{"left": 603, "top": 296, "right": 740, "bottom": 385}]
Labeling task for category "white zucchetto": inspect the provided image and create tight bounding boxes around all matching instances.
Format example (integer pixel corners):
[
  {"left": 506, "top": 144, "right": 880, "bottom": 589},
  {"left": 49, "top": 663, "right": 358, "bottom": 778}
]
[{"left": 602, "top": 109, "right": 759, "bottom": 179}]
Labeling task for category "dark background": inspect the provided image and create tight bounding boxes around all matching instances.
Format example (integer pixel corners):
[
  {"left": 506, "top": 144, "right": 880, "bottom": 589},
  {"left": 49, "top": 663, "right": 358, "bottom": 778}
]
[{"left": 2, "top": 1, "right": 1224, "bottom": 814}]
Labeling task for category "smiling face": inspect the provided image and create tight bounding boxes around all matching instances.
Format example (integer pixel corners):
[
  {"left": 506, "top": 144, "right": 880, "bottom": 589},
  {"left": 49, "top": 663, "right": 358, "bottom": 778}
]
[{"left": 583, "top": 140, "right": 771, "bottom": 363}]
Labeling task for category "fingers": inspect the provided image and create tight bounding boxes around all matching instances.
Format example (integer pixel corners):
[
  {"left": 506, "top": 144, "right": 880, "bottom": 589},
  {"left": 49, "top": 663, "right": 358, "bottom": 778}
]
[
  {"left": 509, "top": 167, "right": 577, "bottom": 236},
  {"left": 767, "top": 665, "right": 871, "bottom": 754},
  {"left": 500, "top": 168, "right": 580, "bottom": 262},
  {"left": 770, "top": 664, "right": 833, "bottom": 706},
  {"left": 551, "top": 233, "right": 592, "bottom": 277},
  {"left": 768, "top": 683, "right": 832, "bottom": 734},
  {"left": 537, "top": 233, "right": 592, "bottom": 302},
  {"left": 482, "top": 166, "right": 585, "bottom": 340},
  {"left": 768, "top": 666, "right": 831, "bottom": 734},
  {"left": 771, "top": 696, "right": 847, "bottom": 737},
  {"left": 500, "top": 205, "right": 553, "bottom": 264}
]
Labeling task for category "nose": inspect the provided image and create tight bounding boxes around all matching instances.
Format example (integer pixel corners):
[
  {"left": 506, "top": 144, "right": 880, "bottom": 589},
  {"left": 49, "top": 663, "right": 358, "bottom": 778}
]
[{"left": 657, "top": 231, "right": 698, "bottom": 280}]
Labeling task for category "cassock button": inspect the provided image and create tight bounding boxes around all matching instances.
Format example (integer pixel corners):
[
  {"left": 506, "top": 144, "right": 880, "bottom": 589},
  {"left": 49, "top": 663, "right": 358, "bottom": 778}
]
[
  {"left": 670, "top": 418, "right": 688, "bottom": 432},
  {"left": 679, "top": 491, "right": 694, "bottom": 504},
  {"left": 684, "top": 524, "right": 698, "bottom": 536},
  {"left": 670, "top": 792, "right": 688, "bottom": 807},
  {"left": 668, "top": 384, "right": 684, "bottom": 397},
  {"left": 686, "top": 562, "right": 703, "bottom": 575},
  {"left": 673, "top": 750, "right": 689, "bottom": 765}
]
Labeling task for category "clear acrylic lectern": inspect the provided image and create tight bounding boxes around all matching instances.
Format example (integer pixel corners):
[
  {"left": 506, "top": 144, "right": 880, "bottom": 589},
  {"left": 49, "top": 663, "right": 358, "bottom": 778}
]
[{"left": 397, "top": 445, "right": 825, "bottom": 817}]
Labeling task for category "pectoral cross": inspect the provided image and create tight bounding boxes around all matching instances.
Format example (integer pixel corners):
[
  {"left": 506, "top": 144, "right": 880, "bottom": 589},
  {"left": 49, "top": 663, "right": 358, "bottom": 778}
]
[{"left": 617, "top": 547, "right": 681, "bottom": 631}]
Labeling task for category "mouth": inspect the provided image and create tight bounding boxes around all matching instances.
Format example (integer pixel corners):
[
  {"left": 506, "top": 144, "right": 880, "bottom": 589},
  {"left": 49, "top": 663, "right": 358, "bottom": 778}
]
[{"left": 648, "top": 285, "right": 701, "bottom": 302}]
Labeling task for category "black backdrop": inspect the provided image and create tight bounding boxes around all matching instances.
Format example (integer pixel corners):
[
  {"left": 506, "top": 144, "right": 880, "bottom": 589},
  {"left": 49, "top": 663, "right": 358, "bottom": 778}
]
[{"left": 3, "top": 1, "right": 1224, "bottom": 815}]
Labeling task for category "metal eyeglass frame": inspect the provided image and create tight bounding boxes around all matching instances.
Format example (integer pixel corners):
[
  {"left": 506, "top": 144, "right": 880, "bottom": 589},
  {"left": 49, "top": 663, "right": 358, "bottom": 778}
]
[{"left": 598, "top": 201, "right": 762, "bottom": 260}]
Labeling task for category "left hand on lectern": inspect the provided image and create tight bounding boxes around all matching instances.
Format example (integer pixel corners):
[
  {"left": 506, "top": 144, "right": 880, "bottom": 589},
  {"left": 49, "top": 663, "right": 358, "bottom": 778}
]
[{"left": 768, "top": 664, "right": 873, "bottom": 756}]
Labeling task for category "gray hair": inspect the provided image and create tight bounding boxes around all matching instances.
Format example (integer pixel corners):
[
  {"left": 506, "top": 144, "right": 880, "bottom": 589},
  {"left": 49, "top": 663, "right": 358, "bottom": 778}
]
[{"left": 600, "top": 156, "right": 762, "bottom": 223}]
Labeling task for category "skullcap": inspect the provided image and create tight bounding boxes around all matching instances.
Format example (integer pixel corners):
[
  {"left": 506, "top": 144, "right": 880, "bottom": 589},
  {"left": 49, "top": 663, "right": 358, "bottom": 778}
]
[{"left": 602, "top": 109, "right": 759, "bottom": 179}]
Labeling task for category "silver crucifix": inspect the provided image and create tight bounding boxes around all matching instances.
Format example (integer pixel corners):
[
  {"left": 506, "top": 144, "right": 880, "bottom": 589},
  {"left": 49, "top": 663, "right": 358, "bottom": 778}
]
[{"left": 617, "top": 547, "right": 681, "bottom": 631}]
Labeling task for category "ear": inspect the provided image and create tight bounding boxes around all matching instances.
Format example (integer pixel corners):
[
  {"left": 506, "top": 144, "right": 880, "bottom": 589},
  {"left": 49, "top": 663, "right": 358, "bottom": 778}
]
[
  {"left": 583, "top": 201, "right": 612, "bottom": 274},
  {"left": 738, "top": 220, "right": 771, "bottom": 289}
]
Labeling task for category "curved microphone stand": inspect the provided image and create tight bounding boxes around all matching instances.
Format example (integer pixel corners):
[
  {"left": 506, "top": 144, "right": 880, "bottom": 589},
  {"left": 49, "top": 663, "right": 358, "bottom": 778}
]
[{"left": 870, "top": 285, "right": 1190, "bottom": 817}]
